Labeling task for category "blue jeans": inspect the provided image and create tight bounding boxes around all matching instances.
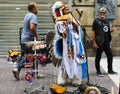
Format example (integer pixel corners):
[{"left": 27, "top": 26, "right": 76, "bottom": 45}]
[
  {"left": 18, "top": 58, "right": 26, "bottom": 72},
  {"left": 17, "top": 43, "right": 38, "bottom": 72}
]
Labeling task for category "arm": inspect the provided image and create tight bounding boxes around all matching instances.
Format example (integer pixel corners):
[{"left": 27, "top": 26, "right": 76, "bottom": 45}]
[
  {"left": 92, "top": 31, "right": 98, "bottom": 48},
  {"left": 30, "top": 23, "right": 40, "bottom": 41},
  {"left": 92, "top": 19, "right": 99, "bottom": 48},
  {"left": 56, "top": 22, "right": 68, "bottom": 38}
]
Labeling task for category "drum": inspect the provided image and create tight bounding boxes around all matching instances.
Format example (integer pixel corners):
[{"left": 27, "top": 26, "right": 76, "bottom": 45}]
[{"left": 25, "top": 41, "right": 46, "bottom": 50}]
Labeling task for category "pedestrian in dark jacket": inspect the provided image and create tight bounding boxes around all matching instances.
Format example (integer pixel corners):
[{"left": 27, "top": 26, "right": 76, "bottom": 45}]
[{"left": 92, "top": 7, "right": 117, "bottom": 77}]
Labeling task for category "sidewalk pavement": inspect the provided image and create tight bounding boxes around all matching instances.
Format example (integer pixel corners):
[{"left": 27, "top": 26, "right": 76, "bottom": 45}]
[
  {"left": 100, "top": 56, "right": 120, "bottom": 87},
  {"left": 0, "top": 56, "right": 119, "bottom": 94}
]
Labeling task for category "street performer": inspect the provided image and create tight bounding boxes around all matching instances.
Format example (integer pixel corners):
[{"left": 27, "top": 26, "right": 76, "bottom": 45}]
[{"left": 50, "top": 1, "right": 87, "bottom": 86}]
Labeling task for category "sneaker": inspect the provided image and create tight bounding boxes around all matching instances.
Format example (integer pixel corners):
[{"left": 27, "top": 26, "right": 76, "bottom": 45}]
[
  {"left": 12, "top": 70, "right": 19, "bottom": 80},
  {"left": 108, "top": 71, "right": 117, "bottom": 74},
  {"left": 96, "top": 71, "right": 104, "bottom": 77}
]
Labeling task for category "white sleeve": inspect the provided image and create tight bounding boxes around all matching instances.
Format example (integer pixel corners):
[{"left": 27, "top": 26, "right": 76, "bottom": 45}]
[{"left": 55, "top": 21, "right": 66, "bottom": 34}]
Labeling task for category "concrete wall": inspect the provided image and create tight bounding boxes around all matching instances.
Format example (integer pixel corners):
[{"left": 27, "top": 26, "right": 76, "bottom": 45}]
[{"left": 72, "top": 0, "right": 120, "bottom": 56}]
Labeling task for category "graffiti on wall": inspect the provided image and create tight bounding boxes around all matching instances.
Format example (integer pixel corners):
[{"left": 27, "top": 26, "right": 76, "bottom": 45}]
[{"left": 95, "top": 0, "right": 117, "bottom": 19}]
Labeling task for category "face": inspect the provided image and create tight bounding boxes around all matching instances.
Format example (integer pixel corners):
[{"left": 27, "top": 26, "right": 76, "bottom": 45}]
[
  {"left": 33, "top": 3, "right": 38, "bottom": 14},
  {"left": 98, "top": 10, "right": 107, "bottom": 20},
  {"left": 63, "top": 5, "right": 70, "bottom": 15}
]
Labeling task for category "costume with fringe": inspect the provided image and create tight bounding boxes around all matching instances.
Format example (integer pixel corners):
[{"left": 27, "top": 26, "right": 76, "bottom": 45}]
[
  {"left": 49, "top": 1, "right": 87, "bottom": 85},
  {"left": 54, "top": 20, "right": 86, "bottom": 79}
]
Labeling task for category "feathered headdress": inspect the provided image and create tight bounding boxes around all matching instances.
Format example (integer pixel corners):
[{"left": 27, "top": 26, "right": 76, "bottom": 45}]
[
  {"left": 49, "top": 1, "right": 70, "bottom": 23},
  {"left": 52, "top": 1, "right": 66, "bottom": 18}
]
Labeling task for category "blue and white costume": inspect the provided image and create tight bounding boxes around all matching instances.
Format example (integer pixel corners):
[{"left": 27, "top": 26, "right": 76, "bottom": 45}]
[{"left": 51, "top": 1, "right": 87, "bottom": 85}]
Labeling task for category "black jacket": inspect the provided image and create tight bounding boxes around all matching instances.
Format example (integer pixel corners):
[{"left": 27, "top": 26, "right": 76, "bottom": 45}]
[{"left": 92, "top": 18, "right": 111, "bottom": 46}]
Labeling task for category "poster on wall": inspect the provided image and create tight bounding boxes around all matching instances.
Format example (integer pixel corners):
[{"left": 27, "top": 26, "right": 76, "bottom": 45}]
[{"left": 95, "top": 0, "right": 117, "bottom": 19}]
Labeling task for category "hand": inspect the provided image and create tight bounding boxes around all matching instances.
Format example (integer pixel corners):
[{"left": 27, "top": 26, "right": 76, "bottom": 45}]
[
  {"left": 66, "top": 18, "right": 72, "bottom": 24},
  {"left": 63, "top": 32, "right": 68, "bottom": 38},
  {"left": 36, "top": 36, "right": 40, "bottom": 41},
  {"left": 93, "top": 42, "right": 99, "bottom": 48},
  {"left": 111, "top": 26, "right": 117, "bottom": 32}
]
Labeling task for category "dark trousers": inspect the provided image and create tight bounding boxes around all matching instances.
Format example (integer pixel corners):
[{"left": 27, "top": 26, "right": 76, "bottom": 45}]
[{"left": 95, "top": 42, "right": 113, "bottom": 72}]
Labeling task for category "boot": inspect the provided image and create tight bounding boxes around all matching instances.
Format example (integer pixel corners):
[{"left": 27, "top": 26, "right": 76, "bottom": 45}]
[
  {"left": 108, "top": 64, "right": 117, "bottom": 74},
  {"left": 72, "top": 76, "right": 81, "bottom": 87},
  {"left": 57, "top": 69, "right": 67, "bottom": 86}
]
